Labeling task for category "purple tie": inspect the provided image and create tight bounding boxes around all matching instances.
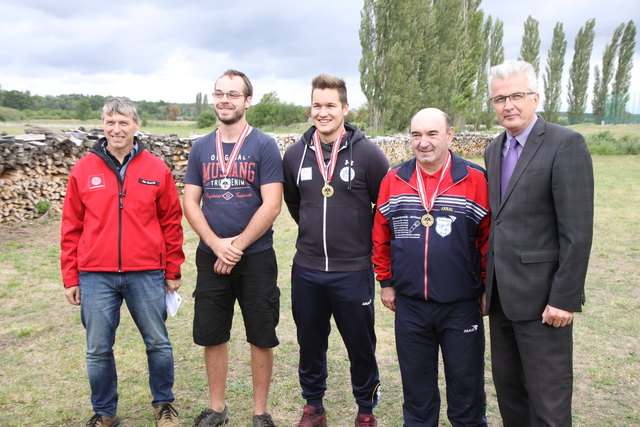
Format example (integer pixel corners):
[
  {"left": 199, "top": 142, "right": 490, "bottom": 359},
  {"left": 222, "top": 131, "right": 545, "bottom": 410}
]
[{"left": 501, "top": 137, "right": 518, "bottom": 198}]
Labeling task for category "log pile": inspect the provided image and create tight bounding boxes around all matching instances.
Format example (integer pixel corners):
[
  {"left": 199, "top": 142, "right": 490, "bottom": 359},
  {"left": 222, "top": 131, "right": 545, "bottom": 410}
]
[{"left": 0, "top": 127, "right": 493, "bottom": 223}]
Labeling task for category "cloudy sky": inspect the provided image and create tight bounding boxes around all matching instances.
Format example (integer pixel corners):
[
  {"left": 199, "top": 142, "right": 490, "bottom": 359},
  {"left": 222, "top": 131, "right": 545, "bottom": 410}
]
[{"left": 1, "top": 0, "right": 638, "bottom": 112}]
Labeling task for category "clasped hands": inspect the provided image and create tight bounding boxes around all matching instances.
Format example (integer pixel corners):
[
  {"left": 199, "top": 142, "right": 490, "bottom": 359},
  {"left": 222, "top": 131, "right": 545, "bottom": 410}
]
[{"left": 211, "top": 236, "right": 243, "bottom": 275}]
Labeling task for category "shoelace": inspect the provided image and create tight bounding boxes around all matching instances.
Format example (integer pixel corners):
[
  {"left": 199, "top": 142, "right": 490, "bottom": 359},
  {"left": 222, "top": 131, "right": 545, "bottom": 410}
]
[
  {"left": 86, "top": 413, "right": 102, "bottom": 427},
  {"left": 157, "top": 403, "right": 179, "bottom": 420}
]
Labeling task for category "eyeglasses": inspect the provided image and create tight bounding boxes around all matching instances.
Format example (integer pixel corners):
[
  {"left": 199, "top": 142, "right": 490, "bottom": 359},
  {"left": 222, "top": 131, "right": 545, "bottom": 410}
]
[
  {"left": 213, "top": 91, "right": 245, "bottom": 100},
  {"left": 490, "top": 92, "right": 536, "bottom": 105}
]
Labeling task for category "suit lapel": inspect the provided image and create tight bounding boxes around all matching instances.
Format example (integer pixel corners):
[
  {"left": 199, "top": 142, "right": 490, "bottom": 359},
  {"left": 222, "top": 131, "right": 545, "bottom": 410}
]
[
  {"left": 488, "top": 134, "right": 504, "bottom": 215},
  {"left": 499, "top": 118, "right": 546, "bottom": 209}
]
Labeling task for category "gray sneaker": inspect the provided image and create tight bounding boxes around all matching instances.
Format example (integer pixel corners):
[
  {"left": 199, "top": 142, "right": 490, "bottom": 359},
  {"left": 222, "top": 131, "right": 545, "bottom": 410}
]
[
  {"left": 252, "top": 413, "right": 277, "bottom": 427},
  {"left": 192, "top": 405, "right": 229, "bottom": 426}
]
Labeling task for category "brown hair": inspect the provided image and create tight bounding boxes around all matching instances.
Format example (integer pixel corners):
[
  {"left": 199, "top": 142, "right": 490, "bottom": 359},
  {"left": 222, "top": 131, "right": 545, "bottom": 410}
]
[
  {"left": 311, "top": 73, "right": 348, "bottom": 105},
  {"left": 217, "top": 69, "right": 253, "bottom": 97}
]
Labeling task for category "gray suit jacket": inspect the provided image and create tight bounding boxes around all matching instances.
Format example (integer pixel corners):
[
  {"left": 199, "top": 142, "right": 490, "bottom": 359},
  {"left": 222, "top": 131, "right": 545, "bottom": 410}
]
[{"left": 484, "top": 116, "right": 594, "bottom": 321}]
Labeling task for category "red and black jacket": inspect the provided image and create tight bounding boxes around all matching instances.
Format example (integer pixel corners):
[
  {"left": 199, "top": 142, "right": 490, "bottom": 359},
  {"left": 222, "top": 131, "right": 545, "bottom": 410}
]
[{"left": 373, "top": 151, "right": 490, "bottom": 302}]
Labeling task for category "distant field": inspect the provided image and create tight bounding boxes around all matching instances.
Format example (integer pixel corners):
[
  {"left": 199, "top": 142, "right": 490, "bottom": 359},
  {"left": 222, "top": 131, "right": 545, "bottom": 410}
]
[
  {"left": 0, "top": 119, "right": 314, "bottom": 138},
  {"left": 2, "top": 119, "right": 639, "bottom": 139}
]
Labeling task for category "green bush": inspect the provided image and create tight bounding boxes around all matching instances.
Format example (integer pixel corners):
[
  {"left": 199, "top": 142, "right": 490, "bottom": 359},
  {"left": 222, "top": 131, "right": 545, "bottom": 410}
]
[
  {"left": 0, "top": 106, "right": 26, "bottom": 122},
  {"left": 196, "top": 111, "right": 217, "bottom": 129},
  {"left": 586, "top": 131, "right": 640, "bottom": 155},
  {"left": 34, "top": 201, "right": 51, "bottom": 216}
]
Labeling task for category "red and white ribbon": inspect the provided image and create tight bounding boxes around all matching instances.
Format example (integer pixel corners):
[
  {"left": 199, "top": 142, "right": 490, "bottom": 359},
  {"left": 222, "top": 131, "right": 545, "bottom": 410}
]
[{"left": 215, "top": 122, "right": 252, "bottom": 178}]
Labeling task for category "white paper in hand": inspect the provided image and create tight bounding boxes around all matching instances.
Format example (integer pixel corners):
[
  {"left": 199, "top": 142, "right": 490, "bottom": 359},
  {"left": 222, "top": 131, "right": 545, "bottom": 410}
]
[{"left": 165, "top": 291, "right": 182, "bottom": 316}]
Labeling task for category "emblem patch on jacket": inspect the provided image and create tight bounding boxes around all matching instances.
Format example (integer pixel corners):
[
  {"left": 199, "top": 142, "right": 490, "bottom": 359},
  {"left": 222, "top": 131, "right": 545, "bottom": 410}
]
[
  {"left": 340, "top": 166, "right": 355, "bottom": 182},
  {"left": 88, "top": 174, "right": 106, "bottom": 191},
  {"left": 435, "top": 216, "right": 456, "bottom": 237}
]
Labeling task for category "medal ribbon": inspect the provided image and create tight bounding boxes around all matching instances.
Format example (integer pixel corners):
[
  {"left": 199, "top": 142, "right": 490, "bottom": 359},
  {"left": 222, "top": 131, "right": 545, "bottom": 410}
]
[
  {"left": 215, "top": 122, "right": 252, "bottom": 178},
  {"left": 415, "top": 152, "right": 452, "bottom": 215},
  {"left": 312, "top": 129, "right": 346, "bottom": 185}
]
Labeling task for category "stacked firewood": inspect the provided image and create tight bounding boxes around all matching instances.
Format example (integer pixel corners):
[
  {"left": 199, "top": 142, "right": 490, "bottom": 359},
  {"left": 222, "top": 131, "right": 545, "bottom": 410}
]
[{"left": 0, "top": 128, "right": 492, "bottom": 223}]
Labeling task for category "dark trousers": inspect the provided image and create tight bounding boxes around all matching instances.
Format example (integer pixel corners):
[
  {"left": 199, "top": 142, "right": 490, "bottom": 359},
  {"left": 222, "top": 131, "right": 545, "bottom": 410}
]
[
  {"left": 395, "top": 294, "right": 486, "bottom": 427},
  {"left": 291, "top": 263, "right": 380, "bottom": 408},
  {"left": 490, "top": 287, "right": 573, "bottom": 427}
]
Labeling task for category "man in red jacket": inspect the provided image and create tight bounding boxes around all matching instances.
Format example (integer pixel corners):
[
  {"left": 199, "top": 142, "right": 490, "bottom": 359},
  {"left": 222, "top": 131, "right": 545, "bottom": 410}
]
[{"left": 60, "top": 97, "right": 184, "bottom": 427}]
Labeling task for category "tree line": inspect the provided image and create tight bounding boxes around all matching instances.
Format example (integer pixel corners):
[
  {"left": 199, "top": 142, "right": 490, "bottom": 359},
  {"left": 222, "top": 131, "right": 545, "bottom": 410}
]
[
  {"left": 359, "top": 0, "right": 637, "bottom": 131},
  {"left": 0, "top": 89, "right": 205, "bottom": 122}
]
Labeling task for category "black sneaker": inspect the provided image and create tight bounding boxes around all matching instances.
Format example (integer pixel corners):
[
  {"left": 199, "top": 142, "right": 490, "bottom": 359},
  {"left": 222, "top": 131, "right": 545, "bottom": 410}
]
[
  {"left": 252, "top": 413, "right": 277, "bottom": 427},
  {"left": 192, "top": 405, "right": 229, "bottom": 426}
]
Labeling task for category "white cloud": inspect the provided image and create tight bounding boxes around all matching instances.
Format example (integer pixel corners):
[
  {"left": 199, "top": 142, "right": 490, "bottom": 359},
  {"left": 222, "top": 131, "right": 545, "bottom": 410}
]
[{"left": 0, "top": 0, "right": 638, "bottom": 112}]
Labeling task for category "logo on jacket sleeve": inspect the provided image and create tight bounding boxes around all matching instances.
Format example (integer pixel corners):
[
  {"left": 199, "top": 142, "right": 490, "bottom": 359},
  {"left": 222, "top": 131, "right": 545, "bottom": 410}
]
[
  {"left": 435, "top": 215, "right": 456, "bottom": 237},
  {"left": 88, "top": 175, "right": 106, "bottom": 191}
]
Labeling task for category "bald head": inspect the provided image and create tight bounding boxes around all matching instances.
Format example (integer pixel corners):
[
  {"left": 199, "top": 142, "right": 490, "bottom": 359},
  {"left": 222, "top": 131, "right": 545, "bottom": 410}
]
[
  {"left": 411, "top": 108, "right": 452, "bottom": 131},
  {"left": 410, "top": 108, "right": 454, "bottom": 174}
]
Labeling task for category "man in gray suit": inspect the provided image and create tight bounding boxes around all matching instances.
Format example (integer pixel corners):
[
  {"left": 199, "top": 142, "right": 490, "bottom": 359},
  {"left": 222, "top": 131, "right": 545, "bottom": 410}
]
[{"left": 484, "top": 60, "right": 594, "bottom": 427}]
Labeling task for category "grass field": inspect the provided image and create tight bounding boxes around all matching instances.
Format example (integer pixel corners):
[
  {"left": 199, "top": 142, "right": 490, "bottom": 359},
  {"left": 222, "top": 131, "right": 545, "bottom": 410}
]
[{"left": 0, "top": 155, "right": 639, "bottom": 426}]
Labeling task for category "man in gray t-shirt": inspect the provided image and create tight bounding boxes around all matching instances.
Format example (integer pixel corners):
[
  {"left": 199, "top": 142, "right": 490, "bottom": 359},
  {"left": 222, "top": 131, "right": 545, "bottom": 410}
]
[{"left": 184, "top": 69, "right": 283, "bottom": 427}]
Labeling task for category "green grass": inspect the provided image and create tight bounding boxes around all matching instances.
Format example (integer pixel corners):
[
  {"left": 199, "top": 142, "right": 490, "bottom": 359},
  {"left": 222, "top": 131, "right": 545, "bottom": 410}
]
[{"left": 0, "top": 155, "right": 639, "bottom": 426}]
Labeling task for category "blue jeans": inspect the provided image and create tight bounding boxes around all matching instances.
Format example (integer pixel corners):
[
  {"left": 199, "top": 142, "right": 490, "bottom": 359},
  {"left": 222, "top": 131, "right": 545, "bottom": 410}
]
[{"left": 79, "top": 270, "right": 175, "bottom": 417}]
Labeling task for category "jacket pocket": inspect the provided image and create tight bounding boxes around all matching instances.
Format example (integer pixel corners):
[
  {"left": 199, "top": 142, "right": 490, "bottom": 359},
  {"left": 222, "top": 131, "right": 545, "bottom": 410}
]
[{"left": 520, "top": 249, "right": 559, "bottom": 264}]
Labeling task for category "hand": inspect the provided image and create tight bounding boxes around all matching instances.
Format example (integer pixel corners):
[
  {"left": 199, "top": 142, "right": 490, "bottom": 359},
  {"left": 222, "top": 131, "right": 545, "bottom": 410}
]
[
  {"left": 214, "top": 258, "right": 235, "bottom": 275},
  {"left": 165, "top": 278, "right": 181, "bottom": 293},
  {"left": 210, "top": 236, "right": 243, "bottom": 265},
  {"left": 541, "top": 304, "right": 574, "bottom": 327},
  {"left": 65, "top": 286, "right": 81, "bottom": 305},
  {"left": 480, "top": 292, "right": 488, "bottom": 316},
  {"left": 380, "top": 287, "right": 396, "bottom": 312}
]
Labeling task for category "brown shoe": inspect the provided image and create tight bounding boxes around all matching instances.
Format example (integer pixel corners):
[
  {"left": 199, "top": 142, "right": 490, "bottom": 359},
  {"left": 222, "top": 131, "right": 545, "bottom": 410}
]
[
  {"left": 295, "top": 405, "right": 327, "bottom": 427},
  {"left": 354, "top": 414, "right": 377, "bottom": 427},
  {"left": 86, "top": 413, "right": 121, "bottom": 427},
  {"left": 155, "top": 402, "right": 179, "bottom": 427}
]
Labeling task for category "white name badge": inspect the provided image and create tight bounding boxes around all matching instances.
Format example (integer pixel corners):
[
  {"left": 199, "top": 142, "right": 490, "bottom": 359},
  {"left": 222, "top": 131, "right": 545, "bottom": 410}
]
[{"left": 300, "top": 167, "right": 313, "bottom": 181}]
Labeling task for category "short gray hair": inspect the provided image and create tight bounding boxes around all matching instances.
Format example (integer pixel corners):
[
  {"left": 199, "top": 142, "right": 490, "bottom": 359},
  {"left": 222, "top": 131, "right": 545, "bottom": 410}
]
[
  {"left": 488, "top": 60, "right": 538, "bottom": 97},
  {"left": 101, "top": 97, "right": 139, "bottom": 122}
]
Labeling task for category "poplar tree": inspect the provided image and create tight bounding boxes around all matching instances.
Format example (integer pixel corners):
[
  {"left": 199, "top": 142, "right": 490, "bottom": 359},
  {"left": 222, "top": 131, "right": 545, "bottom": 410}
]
[
  {"left": 450, "top": 0, "right": 484, "bottom": 128},
  {"left": 567, "top": 18, "right": 596, "bottom": 124},
  {"left": 610, "top": 20, "right": 637, "bottom": 121},
  {"left": 360, "top": 0, "right": 483, "bottom": 131},
  {"left": 592, "top": 24, "right": 623, "bottom": 123},
  {"left": 489, "top": 19, "right": 505, "bottom": 66},
  {"left": 474, "top": 16, "right": 492, "bottom": 129},
  {"left": 360, "top": 0, "right": 418, "bottom": 131},
  {"left": 519, "top": 16, "right": 541, "bottom": 75},
  {"left": 543, "top": 23, "right": 567, "bottom": 124}
]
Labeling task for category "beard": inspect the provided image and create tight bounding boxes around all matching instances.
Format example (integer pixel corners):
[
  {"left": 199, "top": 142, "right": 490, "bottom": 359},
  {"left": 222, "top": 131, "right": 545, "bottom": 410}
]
[{"left": 215, "top": 106, "right": 245, "bottom": 125}]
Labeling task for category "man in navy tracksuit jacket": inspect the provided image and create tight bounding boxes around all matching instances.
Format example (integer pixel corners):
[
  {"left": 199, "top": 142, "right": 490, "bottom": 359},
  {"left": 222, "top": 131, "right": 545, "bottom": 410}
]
[
  {"left": 283, "top": 74, "right": 389, "bottom": 427},
  {"left": 373, "top": 108, "right": 490, "bottom": 426}
]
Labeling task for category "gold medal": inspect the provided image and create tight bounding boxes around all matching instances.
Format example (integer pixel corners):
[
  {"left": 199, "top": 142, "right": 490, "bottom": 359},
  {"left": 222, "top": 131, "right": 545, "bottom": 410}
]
[
  {"left": 421, "top": 213, "right": 434, "bottom": 227},
  {"left": 220, "top": 178, "right": 231, "bottom": 190},
  {"left": 322, "top": 184, "right": 334, "bottom": 197}
]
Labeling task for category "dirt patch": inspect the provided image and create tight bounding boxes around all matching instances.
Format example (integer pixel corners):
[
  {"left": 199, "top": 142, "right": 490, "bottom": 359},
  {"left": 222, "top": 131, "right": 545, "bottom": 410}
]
[{"left": 0, "top": 218, "right": 60, "bottom": 249}]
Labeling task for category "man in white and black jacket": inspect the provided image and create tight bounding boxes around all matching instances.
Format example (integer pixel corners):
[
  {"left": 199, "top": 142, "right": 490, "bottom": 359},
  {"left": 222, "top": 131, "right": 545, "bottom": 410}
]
[{"left": 283, "top": 74, "right": 389, "bottom": 427}]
